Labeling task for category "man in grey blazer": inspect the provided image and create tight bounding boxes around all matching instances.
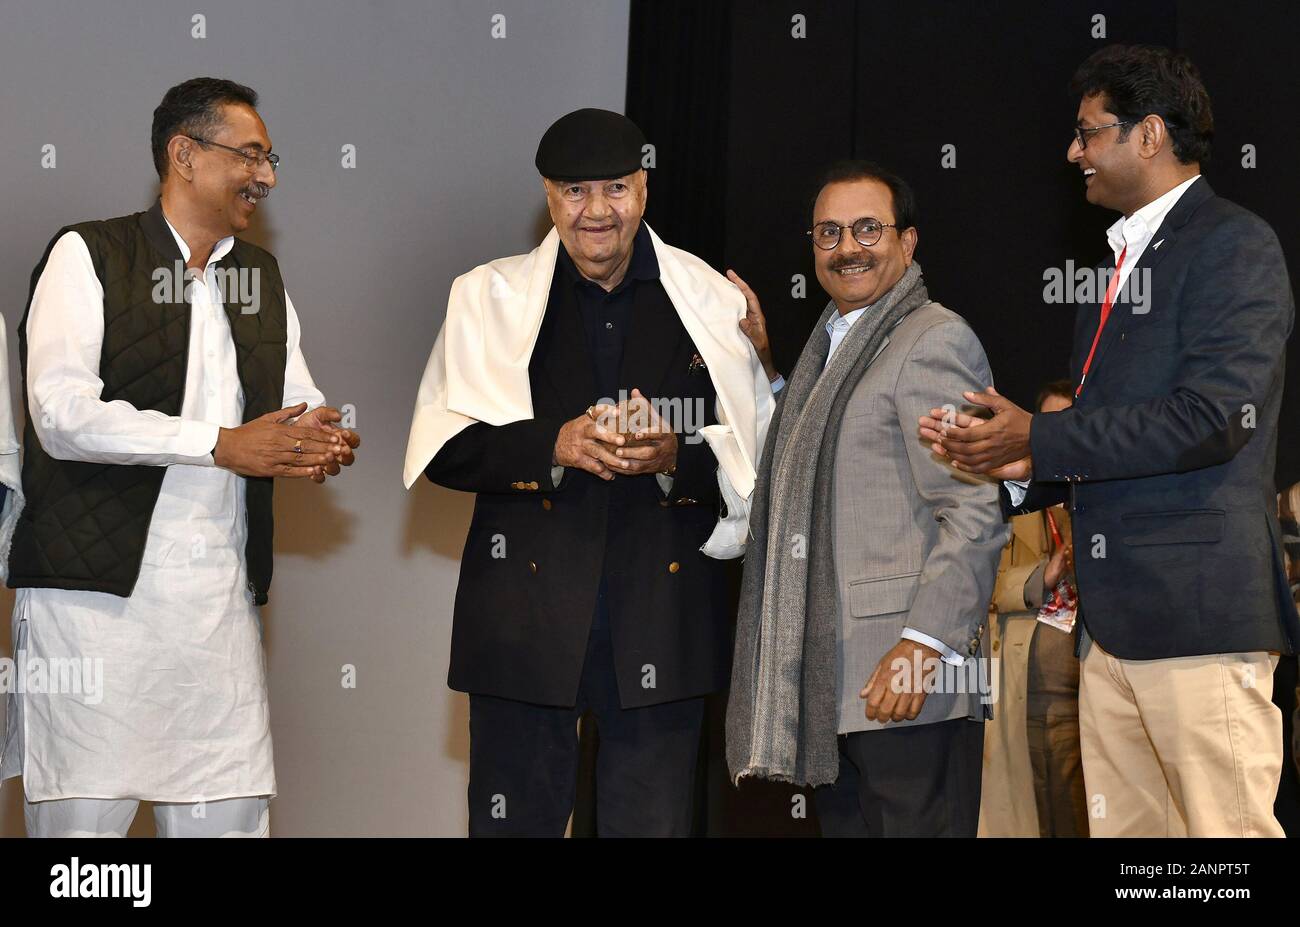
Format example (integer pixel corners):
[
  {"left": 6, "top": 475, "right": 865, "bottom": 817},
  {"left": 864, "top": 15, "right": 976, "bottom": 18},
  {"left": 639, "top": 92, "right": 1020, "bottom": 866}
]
[{"left": 728, "top": 161, "right": 1007, "bottom": 836}]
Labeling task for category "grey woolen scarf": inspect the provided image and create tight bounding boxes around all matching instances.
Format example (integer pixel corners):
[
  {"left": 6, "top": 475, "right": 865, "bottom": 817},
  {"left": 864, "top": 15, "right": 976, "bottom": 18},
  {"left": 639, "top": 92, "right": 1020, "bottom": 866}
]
[{"left": 726, "top": 261, "right": 931, "bottom": 787}]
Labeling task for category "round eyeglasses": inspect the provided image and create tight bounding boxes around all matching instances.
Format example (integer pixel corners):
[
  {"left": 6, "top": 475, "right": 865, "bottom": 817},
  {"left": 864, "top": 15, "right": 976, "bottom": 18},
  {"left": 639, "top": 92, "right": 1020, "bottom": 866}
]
[{"left": 808, "top": 217, "right": 899, "bottom": 250}]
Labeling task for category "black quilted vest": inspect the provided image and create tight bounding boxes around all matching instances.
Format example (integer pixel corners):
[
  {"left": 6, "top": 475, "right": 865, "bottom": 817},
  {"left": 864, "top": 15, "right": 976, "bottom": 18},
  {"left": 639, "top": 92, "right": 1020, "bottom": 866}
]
[{"left": 7, "top": 199, "right": 287, "bottom": 605}]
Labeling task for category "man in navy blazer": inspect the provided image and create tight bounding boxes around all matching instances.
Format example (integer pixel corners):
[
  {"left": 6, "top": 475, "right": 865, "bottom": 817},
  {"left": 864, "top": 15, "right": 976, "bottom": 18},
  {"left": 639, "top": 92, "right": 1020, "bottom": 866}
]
[{"left": 921, "top": 44, "right": 1297, "bottom": 836}]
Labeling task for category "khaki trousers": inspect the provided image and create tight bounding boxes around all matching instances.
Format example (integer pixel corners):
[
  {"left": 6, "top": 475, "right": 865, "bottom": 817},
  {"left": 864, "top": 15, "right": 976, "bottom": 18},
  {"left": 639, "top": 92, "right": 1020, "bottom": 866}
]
[{"left": 1079, "top": 638, "right": 1284, "bottom": 837}]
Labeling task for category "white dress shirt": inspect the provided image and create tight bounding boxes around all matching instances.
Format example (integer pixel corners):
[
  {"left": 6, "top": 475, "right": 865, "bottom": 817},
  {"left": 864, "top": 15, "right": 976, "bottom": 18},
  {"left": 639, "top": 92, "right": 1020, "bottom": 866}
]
[
  {"left": 0, "top": 217, "right": 324, "bottom": 801},
  {"left": 1104, "top": 174, "right": 1202, "bottom": 301},
  {"left": 1006, "top": 174, "right": 1202, "bottom": 507}
]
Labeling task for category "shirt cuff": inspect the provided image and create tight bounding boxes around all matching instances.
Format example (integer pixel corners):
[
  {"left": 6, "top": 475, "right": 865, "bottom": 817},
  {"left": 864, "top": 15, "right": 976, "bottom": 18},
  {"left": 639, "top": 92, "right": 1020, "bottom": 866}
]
[
  {"left": 655, "top": 472, "right": 674, "bottom": 496},
  {"left": 182, "top": 420, "right": 222, "bottom": 467},
  {"left": 550, "top": 465, "right": 566, "bottom": 489},
  {"left": 1004, "top": 478, "right": 1030, "bottom": 508},
  {"left": 770, "top": 374, "right": 786, "bottom": 394},
  {"left": 901, "top": 627, "right": 967, "bottom": 667}
]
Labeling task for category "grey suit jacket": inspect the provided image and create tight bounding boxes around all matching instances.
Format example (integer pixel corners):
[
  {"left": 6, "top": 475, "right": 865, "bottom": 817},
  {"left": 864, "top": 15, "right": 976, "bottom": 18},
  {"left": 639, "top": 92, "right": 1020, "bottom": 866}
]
[{"left": 830, "top": 300, "right": 1008, "bottom": 733}]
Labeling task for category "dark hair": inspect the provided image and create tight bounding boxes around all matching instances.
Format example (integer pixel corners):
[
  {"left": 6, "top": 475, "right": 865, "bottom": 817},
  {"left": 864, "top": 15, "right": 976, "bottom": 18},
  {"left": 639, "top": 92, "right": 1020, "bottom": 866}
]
[
  {"left": 1036, "top": 378, "right": 1075, "bottom": 411},
  {"left": 151, "top": 77, "right": 259, "bottom": 178},
  {"left": 1069, "top": 44, "right": 1213, "bottom": 166},
  {"left": 809, "top": 159, "right": 918, "bottom": 232}
]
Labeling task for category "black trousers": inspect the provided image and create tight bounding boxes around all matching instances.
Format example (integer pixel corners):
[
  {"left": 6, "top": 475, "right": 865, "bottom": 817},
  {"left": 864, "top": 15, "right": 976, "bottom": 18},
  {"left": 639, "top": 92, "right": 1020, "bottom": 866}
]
[
  {"left": 467, "top": 611, "right": 705, "bottom": 837},
  {"left": 813, "top": 718, "right": 984, "bottom": 837}
]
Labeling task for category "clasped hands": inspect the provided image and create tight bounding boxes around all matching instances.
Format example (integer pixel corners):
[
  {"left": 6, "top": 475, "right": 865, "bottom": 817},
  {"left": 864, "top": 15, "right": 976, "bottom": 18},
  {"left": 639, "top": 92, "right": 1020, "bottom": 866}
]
[
  {"left": 214, "top": 402, "right": 361, "bottom": 484},
  {"left": 553, "top": 388, "right": 677, "bottom": 481},
  {"left": 916, "top": 386, "right": 1034, "bottom": 481}
]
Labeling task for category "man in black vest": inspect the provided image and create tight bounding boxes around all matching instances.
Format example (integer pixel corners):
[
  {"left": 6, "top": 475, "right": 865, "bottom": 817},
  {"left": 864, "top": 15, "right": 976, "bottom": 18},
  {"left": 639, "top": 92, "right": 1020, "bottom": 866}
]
[
  {"left": 921, "top": 46, "right": 1296, "bottom": 836},
  {"left": 0, "top": 78, "right": 359, "bottom": 837},
  {"left": 406, "top": 109, "right": 771, "bottom": 836}
]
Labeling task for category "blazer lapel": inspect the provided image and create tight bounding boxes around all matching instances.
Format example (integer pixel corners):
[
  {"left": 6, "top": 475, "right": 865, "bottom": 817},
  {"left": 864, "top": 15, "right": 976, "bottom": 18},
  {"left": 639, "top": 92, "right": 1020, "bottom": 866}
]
[
  {"left": 855, "top": 315, "right": 905, "bottom": 375},
  {"left": 1080, "top": 178, "right": 1214, "bottom": 388},
  {"left": 866, "top": 335, "right": 890, "bottom": 368}
]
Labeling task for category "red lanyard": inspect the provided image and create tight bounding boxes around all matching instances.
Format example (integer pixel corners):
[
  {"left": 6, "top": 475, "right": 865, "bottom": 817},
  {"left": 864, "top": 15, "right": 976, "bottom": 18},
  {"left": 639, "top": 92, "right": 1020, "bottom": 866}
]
[{"left": 1075, "top": 245, "right": 1127, "bottom": 398}]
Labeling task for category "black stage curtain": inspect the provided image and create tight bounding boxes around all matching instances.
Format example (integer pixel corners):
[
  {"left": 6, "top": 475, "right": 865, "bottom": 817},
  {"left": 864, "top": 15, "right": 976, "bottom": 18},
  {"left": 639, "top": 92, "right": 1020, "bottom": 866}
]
[
  {"left": 602, "top": 0, "right": 1300, "bottom": 837},
  {"left": 625, "top": 0, "right": 734, "bottom": 268}
]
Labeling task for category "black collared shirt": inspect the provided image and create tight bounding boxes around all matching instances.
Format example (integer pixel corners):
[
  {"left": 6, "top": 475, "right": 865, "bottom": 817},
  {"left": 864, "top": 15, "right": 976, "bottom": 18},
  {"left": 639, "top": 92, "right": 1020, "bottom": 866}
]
[{"left": 555, "top": 220, "right": 660, "bottom": 403}]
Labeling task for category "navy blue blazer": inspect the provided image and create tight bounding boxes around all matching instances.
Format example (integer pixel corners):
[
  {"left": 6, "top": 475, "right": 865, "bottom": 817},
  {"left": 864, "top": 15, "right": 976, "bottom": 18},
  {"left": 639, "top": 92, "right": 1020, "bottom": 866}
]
[
  {"left": 424, "top": 249, "right": 729, "bottom": 708},
  {"left": 1007, "top": 178, "right": 1299, "bottom": 659}
]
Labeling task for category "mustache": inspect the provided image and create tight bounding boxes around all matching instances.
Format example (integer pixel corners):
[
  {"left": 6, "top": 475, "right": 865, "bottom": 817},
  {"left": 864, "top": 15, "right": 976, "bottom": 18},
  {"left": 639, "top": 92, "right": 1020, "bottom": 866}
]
[
  {"left": 242, "top": 182, "right": 270, "bottom": 199},
  {"left": 829, "top": 257, "right": 875, "bottom": 272}
]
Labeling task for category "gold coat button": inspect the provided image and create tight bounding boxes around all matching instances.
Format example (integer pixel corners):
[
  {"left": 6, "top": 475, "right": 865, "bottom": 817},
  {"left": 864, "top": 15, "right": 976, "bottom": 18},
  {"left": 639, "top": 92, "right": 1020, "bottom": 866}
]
[
  {"left": 529, "top": 561, "right": 538, "bottom": 573},
  {"left": 528, "top": 481, "right": 539, "bottom": 490},
  {"left": 542, "top": 499, "right": 552, "bottom": 510},
  {"left": 668, "top": 561, "right": 680, "bottom": 573}
]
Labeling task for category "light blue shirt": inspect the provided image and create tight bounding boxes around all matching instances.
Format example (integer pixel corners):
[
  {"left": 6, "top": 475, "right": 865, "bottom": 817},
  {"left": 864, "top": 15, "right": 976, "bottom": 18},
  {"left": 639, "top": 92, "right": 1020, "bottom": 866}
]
[
  {"left": 768, "top": 304, "right": 869, "bottom": 394},
  {"left": 825, "top": 305, "right": 870, "bottom": 368}
]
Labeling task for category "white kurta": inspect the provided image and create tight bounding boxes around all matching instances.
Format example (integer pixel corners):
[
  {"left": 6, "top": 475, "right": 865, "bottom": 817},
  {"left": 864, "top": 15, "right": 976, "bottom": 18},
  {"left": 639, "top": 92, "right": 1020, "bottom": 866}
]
[{"left": 0, "top": 218, "right": 324, "bottom": 802}]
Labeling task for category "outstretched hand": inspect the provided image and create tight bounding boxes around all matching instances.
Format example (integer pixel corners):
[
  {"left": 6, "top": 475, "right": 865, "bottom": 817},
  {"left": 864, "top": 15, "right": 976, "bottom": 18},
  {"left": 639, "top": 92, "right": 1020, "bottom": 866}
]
[{"left": 917, "top": 386, "right": 1033, "bottom": 479}]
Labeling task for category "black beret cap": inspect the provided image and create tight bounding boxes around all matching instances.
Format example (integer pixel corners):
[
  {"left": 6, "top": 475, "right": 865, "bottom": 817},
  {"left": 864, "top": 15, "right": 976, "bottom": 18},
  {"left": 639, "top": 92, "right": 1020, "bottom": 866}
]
[{"left": 535, "top": 108, "right": 646, "bottom": 181}]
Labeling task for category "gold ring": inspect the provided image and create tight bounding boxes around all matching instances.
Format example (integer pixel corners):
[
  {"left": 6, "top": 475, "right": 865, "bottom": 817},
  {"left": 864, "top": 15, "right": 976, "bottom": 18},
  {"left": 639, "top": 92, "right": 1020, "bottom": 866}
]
[
  {"left": 293, "top": 443, "right": 303, "bottom": 456},
  {"left": 586, "top": 406, "right": 597, "bottom": 420}
]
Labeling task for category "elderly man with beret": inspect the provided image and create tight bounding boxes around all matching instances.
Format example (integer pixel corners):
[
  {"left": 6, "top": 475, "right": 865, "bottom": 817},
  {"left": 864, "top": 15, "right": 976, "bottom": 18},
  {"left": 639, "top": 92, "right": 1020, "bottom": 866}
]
[{"left": 404, "top": 108, "right": 772, "bottom": 836}]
